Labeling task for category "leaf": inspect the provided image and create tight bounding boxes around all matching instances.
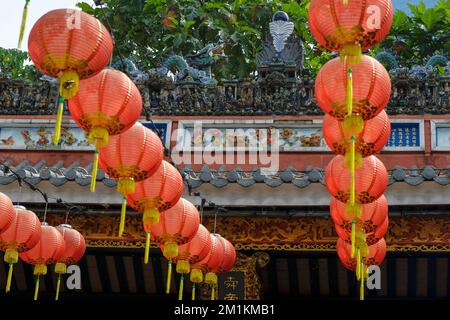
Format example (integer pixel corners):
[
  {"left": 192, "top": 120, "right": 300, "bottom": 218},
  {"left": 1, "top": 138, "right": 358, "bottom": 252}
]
[{"left": 76, "top": 2, "right": 95, "bottom": 14}]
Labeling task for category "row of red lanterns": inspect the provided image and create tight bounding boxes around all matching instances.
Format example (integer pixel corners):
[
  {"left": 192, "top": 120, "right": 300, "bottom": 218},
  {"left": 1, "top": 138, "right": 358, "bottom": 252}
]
[
  {"left": 308, "top": 0, "right": 394, "bottom": 300},
  {"left": 0, "top": 192, "right": 86, "bottom": 300},
  {"left": 27, "top": 9, "right": 236, "bottom": 300}
]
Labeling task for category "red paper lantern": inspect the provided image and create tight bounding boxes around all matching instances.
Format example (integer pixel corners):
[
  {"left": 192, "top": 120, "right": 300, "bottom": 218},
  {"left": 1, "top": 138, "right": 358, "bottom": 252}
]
[
  {"left": 336, "top": 217, "right": 388, "bottom": 246},
  {"left": 315, "top": 55, "right": 391, "bottom": 120},
  {"left": 337, "top": 237, "right": 386, "bottom": 271},
  {"left": 148, "top": 198, "right": 200, "bottom": 260},
  {"left": 172, "top": 224, "right": 212, "bottom": 300},
  {"left": 28, "top": 9, "right": 113, "bottom": 145},
  {"left": 28, "top": 9, "right": 113, "bottom": 99},
  {"left": 54, "top": 224, "right": 86, "bottom": 300},
  {"left": 69, "top": 69, "right": 142, "bottom": 149},
  {"left": 330, "top": 195, "right": 388, "bottom": 234},
  {"left": 190, "top": 233, "right": 224, "bottom": 285},
  {"left": 0, "top": 206, "right": 41, "bottom": 293},
  {"left": 127, "top": 160, "right": 184, "bottom": 229},
  {"left": 308, "top": 0, "right": 393, "bottom": 56},
  {"left": 0, "top": 192, "right": 15, "bottom": 233},
  {"left": 99, "top": 122, "right": 164, "bottom": 194},
  {"left": 323, "top": 110, "right": 391, "bottom": 158},
  {"left": 325, "top": 155, "right": 388, "bottom": 204},
  {"left": 100, "top": 122, "right": 164, "bottom": 236},
  {"left": 20, "top": 223, "right": 65, "bottom": 300},
  {"left": 217, "top": 237, "right": 236, "bottom": 274}
]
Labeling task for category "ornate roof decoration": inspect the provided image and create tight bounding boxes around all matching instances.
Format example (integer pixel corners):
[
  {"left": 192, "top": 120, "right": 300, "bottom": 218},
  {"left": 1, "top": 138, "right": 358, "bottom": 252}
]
[
  {"left": 1, "top": 161, "right": 449, "bottom": 189},
  {"left": 256, "top": 11, "right": 304, "bottom": 83}
]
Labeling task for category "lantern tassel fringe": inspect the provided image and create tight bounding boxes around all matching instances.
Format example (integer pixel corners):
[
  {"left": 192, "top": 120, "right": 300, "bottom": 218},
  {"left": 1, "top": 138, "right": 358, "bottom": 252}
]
[
  {"left": 166, "top": 261, "right": 172, "bottom": 294},
  {"left": 6, "top": 263, "right": 13, "bottom": 293},
  {"left": 192, "top": 284, "right": 196, "bottom": 300},
  {"left": 340, "top": 45, "right": 362, "bottom": 65},
  {"left": 118, "top": 196, "right": 127, "bottom": 237},
  {"left": 356, "top": 247, "right": 361, "bottom": 281},
  {"left": 351, "top": 220, "right": 356, "bottom": 258},
  {"left": 349, "top": 136, "right": 356, "bottom": 206},
  {"left": 53, "top": 97, "right": 64, "bottom": 145},
  {"left": 118, "top": 178, "right": 135, "bottom": 195},
  {"left": 178, "top": 275, "right": 184, "bottom": 300},
  {"left": 90, "top": 150, "right": 99, "bottom": 193},
  {"left": 34, "top": 276, "right": 40, "bottom": 301},
  {"left": 345, "top": 68, "right": 353, "bottom": 116},
  {"left": 55, "top": 275, "right": 61, "bottom": 301},
  {"left": 360, "top": 262, "right": 365, "bottom": 300},
  {"left": 17, "top": 0, "right": 30, "bottom": 48},
  {"left": 59, "top": 70, "right": 79, "bottom": 99},
  {"left": 144, "top": 230, "right": 151, "bottom": 264},
  {"left": 211, "top": 286, "right": 215, "bottom": 300}
]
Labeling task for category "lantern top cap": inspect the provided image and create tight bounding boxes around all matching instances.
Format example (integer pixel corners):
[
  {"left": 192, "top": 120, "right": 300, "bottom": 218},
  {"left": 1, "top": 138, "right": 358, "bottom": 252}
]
[
  {"left": 58, "top": 224, "right": 73, "bottom": 229},
  {"left": 41, "top": 221, "right": 49, "bottom": 226},
  {"left": 13, "top": 205, "right": 26, "bottom": 210},
  {"left": 272, "top": 11, "right": 289, "bottom": 22}
]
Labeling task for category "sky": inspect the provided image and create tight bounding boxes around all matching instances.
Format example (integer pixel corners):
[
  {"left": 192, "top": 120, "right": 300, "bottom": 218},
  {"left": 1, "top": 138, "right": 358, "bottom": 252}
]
[{"left": 0, "top": 0, "right": 439, "bottom": 50}]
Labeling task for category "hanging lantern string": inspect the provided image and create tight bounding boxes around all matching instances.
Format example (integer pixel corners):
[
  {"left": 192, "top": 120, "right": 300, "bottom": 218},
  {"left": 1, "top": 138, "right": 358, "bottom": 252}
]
[{"left": 42, "top": 200, "right": 49, "bottom": 223}]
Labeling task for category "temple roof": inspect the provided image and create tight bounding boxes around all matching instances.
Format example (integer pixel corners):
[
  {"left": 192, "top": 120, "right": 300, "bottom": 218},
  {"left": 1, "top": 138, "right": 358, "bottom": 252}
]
[{"left": 1, "top": 160, "right": 450, "bottom": 189}]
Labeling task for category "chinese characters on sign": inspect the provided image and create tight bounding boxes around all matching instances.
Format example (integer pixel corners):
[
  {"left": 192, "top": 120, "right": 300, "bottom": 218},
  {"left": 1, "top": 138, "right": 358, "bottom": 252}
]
[
  {"left": 385, "top": 123, "right": 420, "bottom": 148},
  {"left": 218, "top": 272, "right": 245, "bottom": 300}
]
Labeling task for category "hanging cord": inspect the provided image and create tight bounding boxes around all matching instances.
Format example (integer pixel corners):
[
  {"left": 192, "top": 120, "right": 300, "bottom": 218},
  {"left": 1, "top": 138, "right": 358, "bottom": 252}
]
[
  {"left": 213, "top": 206, "right": 218, "bottom": 234},
  {"left": 42, "top": 200, "right": 49, "bottom": 223}
]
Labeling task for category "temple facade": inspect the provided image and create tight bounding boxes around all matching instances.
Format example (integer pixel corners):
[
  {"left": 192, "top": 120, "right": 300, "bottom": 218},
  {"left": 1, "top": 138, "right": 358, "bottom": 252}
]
[{"left": 0, "top": 13, "right": 449, "bottom": 300}]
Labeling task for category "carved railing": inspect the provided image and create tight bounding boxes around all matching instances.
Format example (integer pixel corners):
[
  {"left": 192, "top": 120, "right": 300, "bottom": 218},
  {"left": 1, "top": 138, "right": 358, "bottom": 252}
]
[{"left": 0, "top": 72, "right": 449, "bottom": 116}]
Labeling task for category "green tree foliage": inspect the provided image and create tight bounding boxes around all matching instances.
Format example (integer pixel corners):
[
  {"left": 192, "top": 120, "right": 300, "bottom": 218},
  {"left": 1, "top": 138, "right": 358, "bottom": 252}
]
[
  {"left": 376, "top": 0, "right": 449, "bottom": 66},
  {"left": 0, "top": 48, "right": 39, "bottom": 81},
  {"left": 77, "top": 0, "right": 331, "bottom": 78}
]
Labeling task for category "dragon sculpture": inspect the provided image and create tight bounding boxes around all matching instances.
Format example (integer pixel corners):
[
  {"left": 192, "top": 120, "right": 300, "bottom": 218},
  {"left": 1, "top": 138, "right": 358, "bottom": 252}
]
[{"left": 121, "top": 44, "right": 227, "bottom": 85}]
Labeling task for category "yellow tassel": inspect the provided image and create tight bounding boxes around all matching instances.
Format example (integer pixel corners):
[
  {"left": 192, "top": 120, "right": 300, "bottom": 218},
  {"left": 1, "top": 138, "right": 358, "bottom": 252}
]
[
  {"left": 55, "top": 262, "right": 67, "bottom": 274},
  {"left": 176, "top": 260, "right": 191, "bottom": 274},
  {"left": 55, "top": 275, "right": 61, "bottom": 301},
  {"left": 190, "top": 268, "right": 203, "bottom": 283},
  {"left": 164, "top": 241, "right": 179, "bottom": 260},
  {"left": 144, "top": 230, "right": 151, "bottom": 264},
  {"left": 34, "top": 264, "right": 47, "bottom": 276},
  {"left": 17, "top": 0, "right": 30, "bottom": 48},
  {"left": 360, "top": 263, "right": 365, "bottom": 300},
  {"left": 211, "top": 286, "right": 215, "bottom": 300},
  {"left": 90, "top": 150, "right": 99, "bottom": 193},
  {"left": 59, "top": 70, "right": 79, "bottom": 99},
  {"left": 88, "top": 127, "right": 109, "bottom": 148},
  {"left": 356, "top": 247, "right": 361, "bottom": 280},
  {"left": 192, "top": 284, "right": 196, "bottom": 300},
  {"left": 4, "top": 249, "right": 18, "bottom": 264},
  {"left": 118, "top": 178, "right": 135, "bottom": 195},
  {"left": 349, "top": 136, "right": 356, "bottom": 206},
  {"left": 118, "top": 196, "right": 127, "bottom": 237},
  {"left": 351, "top": 220, "right": 356, "bottom": 258},
  {"left": 166, "top": 261, "right": 172, "bottom": 294},
  {"left": 343, "top": 0, "right": 348, "bottom": 5},
  {"left": 34, "top": 276, "right": 40, "bottom": 301},
  {"left": 342, "top": 114, "right": 364, "bottom": 135},
  {"left": 205, "top": 272, "right": 218, "bottom": 286},
  {"left": 340, "top": 44, "right": 362, "bottom": 65},
  {"left": 53, "top": 98, "right": 64, "bottom": 145},
  {"left": 344, "top": 150, "right": 362, "bottom": 170},
  {"left": 143, "top": 207, "right": 160, "bottom": 225},
  {"left": 178, "top": 275, "right": 184, "bottom": 300},
  {"left": 6, "top": 263, "right": 13, "bottom": 293},
  {"left": 345, "top": 201, "right": 361, "bottom": 219},
  {"left": 345, "top": 68, "right": 353, "bottom": 116}
]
